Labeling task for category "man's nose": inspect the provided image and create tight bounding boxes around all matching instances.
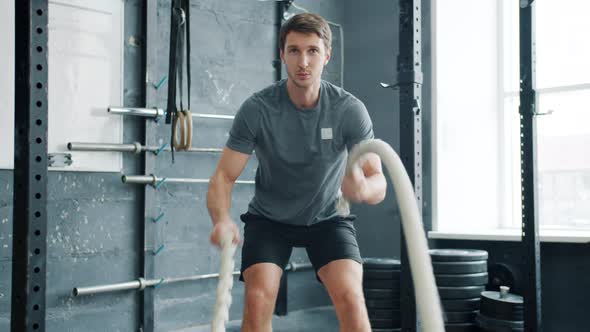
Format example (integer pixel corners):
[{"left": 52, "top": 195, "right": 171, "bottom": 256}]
[{"left": 298, "top": 54, "right": 309, "bottom": 68}]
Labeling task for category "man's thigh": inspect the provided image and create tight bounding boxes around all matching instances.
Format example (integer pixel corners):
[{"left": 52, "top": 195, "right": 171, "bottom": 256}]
[
  {"left": 306, "top": 218, "right": 362, "bottom": 276},
  {"left": 240, "top": 213, "right": 293, "bottom": 281}
]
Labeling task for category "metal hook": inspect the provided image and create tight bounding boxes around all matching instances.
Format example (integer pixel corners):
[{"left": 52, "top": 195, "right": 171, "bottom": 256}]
[{"left": 175, "top": 8, "right": 186, "bottom": 26}]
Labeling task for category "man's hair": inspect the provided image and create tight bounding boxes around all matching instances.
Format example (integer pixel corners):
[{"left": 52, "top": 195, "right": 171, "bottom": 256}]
[{"left": 279, "top": 13, "right": 332, "bottom": 52}]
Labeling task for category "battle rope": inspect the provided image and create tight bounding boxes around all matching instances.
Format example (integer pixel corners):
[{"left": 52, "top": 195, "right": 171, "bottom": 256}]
[
  {"left": 211, "top": 138, "right": 444, "bottom": 331},
  {"left": 211, "top": 232, "right": 237, "bottom": 332},
  {"left": 339, "top": 139, "right": 444, "bottom": 331}
]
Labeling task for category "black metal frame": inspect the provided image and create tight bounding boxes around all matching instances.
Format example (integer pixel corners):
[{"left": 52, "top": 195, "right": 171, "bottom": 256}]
[
  {"left": 398, "top": 0, "right": 422, "bottom": 330},
  {"left": 273, "top": 1, "right": 289, "bottom": 316},
  {"left": 519, "top": 1, "right": 542, "bottom": 331},
  {"left": 11, "top": 1, "right": 49, "bottom": 331},
  {"left": 142, "top": 2, "right": 158, "bottom": 331}
]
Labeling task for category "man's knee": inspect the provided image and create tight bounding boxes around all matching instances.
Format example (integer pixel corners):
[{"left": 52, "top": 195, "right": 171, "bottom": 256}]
[
  {"left": 333, "top": 287, "right": 366, "bottom": 309},
  {"left": 245, "top": 285, "right": 278, "bottom": 311},
  {"left": 243, "top": 263, "right": 282, "bottom": 318}
]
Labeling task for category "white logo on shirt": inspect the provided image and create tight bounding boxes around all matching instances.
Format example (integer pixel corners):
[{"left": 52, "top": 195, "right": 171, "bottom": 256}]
[{"left": 321, "top": 128, "right": 333, "bottom": 140}]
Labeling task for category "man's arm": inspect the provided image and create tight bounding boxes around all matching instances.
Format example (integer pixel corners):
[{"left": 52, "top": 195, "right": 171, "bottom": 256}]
[
  {"left": 207, "top": 147, "right": 251, "bottom": 246},
  {"left": 341, "top": 152, "right": 387, "bottom": 205}
]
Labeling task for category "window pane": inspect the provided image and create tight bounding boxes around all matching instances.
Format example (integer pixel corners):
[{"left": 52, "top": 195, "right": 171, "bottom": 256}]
[
  {"left": 535, "top": 1, "right": 590, "bottom": 89},
  {"left": 536, "top": 89, "right": 590, "bottom": 230},
  {"left": 435, "top": 0, "right": 504, "bottom": 232}
]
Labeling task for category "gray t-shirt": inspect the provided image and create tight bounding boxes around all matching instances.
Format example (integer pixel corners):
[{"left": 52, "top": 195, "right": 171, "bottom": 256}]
[{"left": 226, "top": 79, "right": 374, "bottom": 226}]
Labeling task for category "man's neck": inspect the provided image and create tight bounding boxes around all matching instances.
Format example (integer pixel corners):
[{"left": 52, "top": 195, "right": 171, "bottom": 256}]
[{"left": 286, "top": 79, "right": 321, "bottom": 110}]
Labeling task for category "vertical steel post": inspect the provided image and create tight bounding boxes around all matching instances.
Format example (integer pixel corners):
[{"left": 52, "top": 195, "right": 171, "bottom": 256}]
[
  {"left": 142, "top": 1, "right": 158, "bottom": 331},
  {"left": 11, "top": 1, "right": 49, "bottom": 331},
  {"left": 519, "top": 1, "right": 542, "bottom": 331},
  {"left": 398, "top": 0, "right": 423, "bottom": 330},
  {"left": 273, "top": 1, "right": 288, "bottom": 316}
]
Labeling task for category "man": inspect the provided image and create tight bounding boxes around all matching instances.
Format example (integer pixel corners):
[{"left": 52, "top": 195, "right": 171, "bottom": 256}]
[{"left": 206, "top": 12, "right": 386, "bottom": 332}]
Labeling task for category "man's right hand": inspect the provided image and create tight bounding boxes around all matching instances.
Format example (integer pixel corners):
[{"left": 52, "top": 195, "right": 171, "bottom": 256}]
[{"left": 209, "top": 219, "right": 241, "bottom": 248}]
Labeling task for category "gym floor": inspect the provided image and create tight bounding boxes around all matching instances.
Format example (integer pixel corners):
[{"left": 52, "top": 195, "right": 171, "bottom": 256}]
[{"left": 174, "top": 306, "right": 338, "bottom": 332}]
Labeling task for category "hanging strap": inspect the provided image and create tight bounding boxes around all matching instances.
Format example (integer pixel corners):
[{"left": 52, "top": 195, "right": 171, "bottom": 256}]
[{"left": 166, "top": 0, "right": 191, "bottom": 161}]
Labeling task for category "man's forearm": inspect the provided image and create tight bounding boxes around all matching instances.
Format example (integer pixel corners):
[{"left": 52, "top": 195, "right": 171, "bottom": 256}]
[{"left": 206, "top": 173, "right": 234, "bottom": 225}]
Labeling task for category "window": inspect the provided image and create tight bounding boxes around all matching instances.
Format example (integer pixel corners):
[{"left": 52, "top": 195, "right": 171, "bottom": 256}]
[
  {"left": 0, "top": 0, "right": 124, "bottom": 172},
  {"left": 432, "top": 0, "right": 590, "bottom": 236}
]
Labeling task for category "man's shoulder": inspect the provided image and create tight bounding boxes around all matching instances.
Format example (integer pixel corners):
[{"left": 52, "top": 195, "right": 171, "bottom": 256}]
[
  {"left": 321, "top": 80, "right": 363, "bottom": 110},
  {"left": 250, "top": 80, "right": 284, "bottom": 106},
  {"left": 238, "top": 81, "right": 284, "bottom": 118}
]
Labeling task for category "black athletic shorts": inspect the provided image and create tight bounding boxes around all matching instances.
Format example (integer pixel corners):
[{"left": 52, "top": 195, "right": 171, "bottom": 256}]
[{"left": 239, "top": 212, "right": 362, "bottom": 282}]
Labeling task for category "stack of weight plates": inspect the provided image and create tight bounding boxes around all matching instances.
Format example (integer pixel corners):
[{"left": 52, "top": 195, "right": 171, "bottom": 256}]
[
  {"left": 362, "top": 258, "right": 401, "bottom": 332},
  {"left": 476, "top": 286, "right": 524, "bottom": 331},
  {"left": 430, "top": 249, "right": 489, "bottom": 332}
]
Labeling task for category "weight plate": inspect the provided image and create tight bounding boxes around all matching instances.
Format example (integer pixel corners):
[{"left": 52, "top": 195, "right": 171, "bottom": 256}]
[
  {"left": 480, "top": 327, "right": 523, "bottom": 332},
  {"left": 364, "top": 288, "right": 400, "bottom": 300},
  {"left": 438, "top": 286, "right": 485, "bottom": 299},
  {"left": 435, "top": 272, "right": 489, "bottom": 287},
  {"left": 444, "top": 323, "right": 479, "bottom": 332},
  {"left": 441, "top": 298, "right": 481, "bottom": 311},
  {"left": 363, "top": 279, "right": 401, "bottom": 289},
  {"left": 364, "top": 268, "right": 401, "bottom": 280},
  {"left": 476, "top": 312, "right": 524, "bottom": 329},
  {"left": 481, "top": 290, "right": 523, "bottom": 305},
  {"left": 365, "top": 299, "right": 401, "bottom": 310},
  {"left": 433, "top": 260, "right": 487, "bottom": 274},
  {"left": 367, "top": 309, "right": 400, "bottom": 320},
  {"left": 429, "top": 249, "right": 488, "bottom": 262},
  {"left": 480, "top": 295, "right": 524, "bottom": 321},
  {"left": 369, "top": 317, "right": 401, "bottom": 329},
  {"left": 363, "top": 257, "right": 401, "bottom": 269},
  {"left": 444, "top": 311, "right": 478, "bottom": 324}
]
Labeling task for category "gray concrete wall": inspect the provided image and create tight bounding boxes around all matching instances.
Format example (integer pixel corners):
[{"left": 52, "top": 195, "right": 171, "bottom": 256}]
[
  {"left": 342, "top": 0, "right": 402, "bottom": 259},
  {"left": 144, "top": 1, "right": 342, "bottom": 330}
]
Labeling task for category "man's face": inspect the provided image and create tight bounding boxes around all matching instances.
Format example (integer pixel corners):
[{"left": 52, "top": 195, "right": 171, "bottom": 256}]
[{"left": 280, "top": 31, "right": 331, "bottom": 89}]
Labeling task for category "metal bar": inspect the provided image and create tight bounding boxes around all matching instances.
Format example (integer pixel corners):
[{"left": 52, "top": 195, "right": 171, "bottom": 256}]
[
  {"left": 11, "top": 1, "right": 49, "bottom": 331},
  {"left": 505, "top": 83, "right": 590, "bottom": 98},
  {"left": 108, "top": 106, "right": 164, "bottom": 118},
  {"left": 121, "top": 175, "right": 254, "bottom": 185},
  {"left": 68, "top": 142, "right": 140, "bottom": 153},
  {"left": 398, "top": 0, "right": 422, "bottom": 330},
  {"left": 73, "top": 262, "right": 312, "bottom": 297},
  {"left": 67, "top": 142, "right": 222, "bottom": 154},
  {"left": 519, "top": 2, "right": 542, "bottom": 331},
  {"left": 108, "top": 106, "right": 234, "bottom": 120},
  {"left": 74, "top": 280, "right": 142, "bottom": 296}
]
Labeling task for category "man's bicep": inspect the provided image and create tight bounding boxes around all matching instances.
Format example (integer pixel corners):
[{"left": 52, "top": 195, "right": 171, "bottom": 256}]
[{"left": 215, "top": 147, "right": 251, "bottom": 182}]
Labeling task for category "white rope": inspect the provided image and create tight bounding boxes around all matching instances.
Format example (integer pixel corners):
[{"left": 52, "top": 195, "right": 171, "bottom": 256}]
[
  {"left": 339, "top": 139, "right": 445, "bottom": 332},
  {"left": 211, "top": 231, "right": 237, "bottom": 332}
]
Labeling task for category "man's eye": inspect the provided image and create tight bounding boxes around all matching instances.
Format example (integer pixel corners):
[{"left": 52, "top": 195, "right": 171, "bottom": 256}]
[{"left": 289, "top": 49, "right": 299, "bottom": 54}]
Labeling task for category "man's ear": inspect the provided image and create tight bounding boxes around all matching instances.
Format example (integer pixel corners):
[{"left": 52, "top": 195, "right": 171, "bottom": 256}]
[
  {"left": 325, "top": 47, "right": 332, "bottom": 65},
  {"left": 280, "top": 48, "right": 285, "bottom": 64}
]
